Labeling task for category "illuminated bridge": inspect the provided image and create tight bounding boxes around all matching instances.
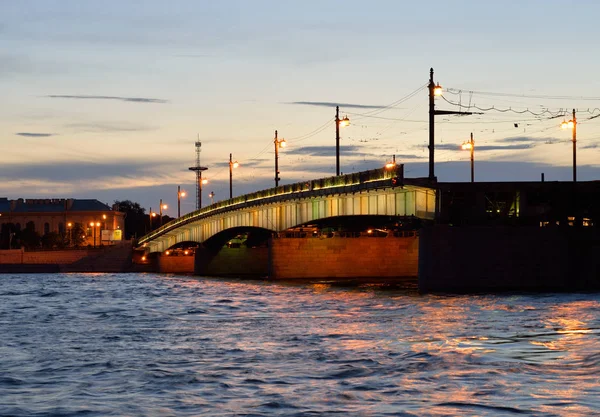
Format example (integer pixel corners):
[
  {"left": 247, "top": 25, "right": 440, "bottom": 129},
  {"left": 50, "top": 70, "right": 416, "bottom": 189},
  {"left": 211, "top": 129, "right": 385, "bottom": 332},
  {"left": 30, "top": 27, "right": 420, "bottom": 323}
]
[{"left": 138, "top": 166, "right": 436, "bottom": 254}]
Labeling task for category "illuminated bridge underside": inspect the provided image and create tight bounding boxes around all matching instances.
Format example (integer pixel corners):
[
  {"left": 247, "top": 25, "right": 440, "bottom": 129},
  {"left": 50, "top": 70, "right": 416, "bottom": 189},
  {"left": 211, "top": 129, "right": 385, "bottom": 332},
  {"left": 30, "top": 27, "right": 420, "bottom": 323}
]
[{"left": 140, "top": 169, "right": 436, "bottom": 253}]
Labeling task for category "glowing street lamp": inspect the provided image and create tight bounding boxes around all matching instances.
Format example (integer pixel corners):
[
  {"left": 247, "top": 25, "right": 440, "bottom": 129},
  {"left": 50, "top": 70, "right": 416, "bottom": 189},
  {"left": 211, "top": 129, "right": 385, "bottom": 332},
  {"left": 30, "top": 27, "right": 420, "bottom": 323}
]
[
  {"left": 209, "top": 191, "right": 215, "bottom": 205},
  {"left": 177, "top": 186, "right": 186, "bottom": 218},
  {"left": 461, "top": 132, "right": 475, "bottom": 183},
  {"left": 67, "top": 222, "right": 72, "bottom": 246},
  {"left": 159, "top": 199, "right": 168, "bottom": 227},
  {"left": 561, "top": 109, "right": 577, "bottom": 182},
  {"left": 274, "top": 130, "right": 287, "bottom": 187},
  {"left": 335, "top": 106, "right": 350, "bottom": 176},
  {"left": 229, "top": 153, "right": 239, "bottom": 199}
]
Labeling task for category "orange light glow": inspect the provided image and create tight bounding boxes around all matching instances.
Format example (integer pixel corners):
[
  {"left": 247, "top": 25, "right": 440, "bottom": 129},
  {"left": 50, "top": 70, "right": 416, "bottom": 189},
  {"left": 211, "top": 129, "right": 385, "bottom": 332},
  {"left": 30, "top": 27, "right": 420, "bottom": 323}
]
[
  {"left": 151, "top": 212, "right": 157, "bottom": 217},
  {"left": 102, "top": 214, "right": 107, "bottom": 220},
  {"left": 67, "top": 222, "right": 72, "bottom": 227},
  {"left": 184, "top": 250, "right": 189, "bottom": 255},
  {"left": 385, "top": 162, "right": 396, "bottom": 169},
  {"left": 89, "top": 222, "right": 94, "bottom": 227},
  {"left": 279, "top": 139, "right": 287, "bottom": 148},
  {"left": 162, "top": 204, "right": 168, "bottom": 210},
  {"left": 461, "top": 142, "right": 473, "bottom": 150},
  {"left": 141, "top": 256, "right": 146, "bottom": 261},
  {"left": 433, "top": 83, "right": 443, "bottom": 96},
  {"left": 165, "top": 250, "right": 170, "bottom": 256},
  {"left": 232, "top": 161, "right": 239, "bottom": 169},
  {"left": 339, "top": 116, "right": 350, "bottom": 127},
  {"left": 180, "top": 191, "right": 186, "bottom": 197},
  {"left": 95, "top": 222, "right": 101, "bottom": 227},
  {"left": 202, "top": 179, "right": 208, "bottom": 185}
]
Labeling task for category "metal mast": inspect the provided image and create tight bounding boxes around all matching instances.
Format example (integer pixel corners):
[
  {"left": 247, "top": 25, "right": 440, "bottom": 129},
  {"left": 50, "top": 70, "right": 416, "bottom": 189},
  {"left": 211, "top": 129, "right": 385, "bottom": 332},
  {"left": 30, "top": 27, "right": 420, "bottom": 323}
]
[{"left": 188, "top": 137, "right": 208, "bottom": 210}]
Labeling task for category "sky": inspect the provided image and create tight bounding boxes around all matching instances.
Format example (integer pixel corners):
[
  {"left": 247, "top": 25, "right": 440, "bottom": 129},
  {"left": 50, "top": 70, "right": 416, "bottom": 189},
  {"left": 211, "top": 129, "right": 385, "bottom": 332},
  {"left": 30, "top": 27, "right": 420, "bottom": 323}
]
[{"left": 2, "top": 0, "right": 600, "bottom": 217}]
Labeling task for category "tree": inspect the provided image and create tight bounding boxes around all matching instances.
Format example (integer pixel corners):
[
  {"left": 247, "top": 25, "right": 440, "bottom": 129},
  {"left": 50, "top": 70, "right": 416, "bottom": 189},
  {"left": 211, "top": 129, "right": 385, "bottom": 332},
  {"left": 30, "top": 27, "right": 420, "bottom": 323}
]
[
  {"left": 41, "top": 232, "right": 64, "bottom": 249},
  {"left": 70, "top": 223, "right": 86, "bottom": 247},
  {"left": 114, "top": 200, "right": 147, "bottom": 239},
  {"left": 21, "top": 221, "right": 41, "bottom": 250}
]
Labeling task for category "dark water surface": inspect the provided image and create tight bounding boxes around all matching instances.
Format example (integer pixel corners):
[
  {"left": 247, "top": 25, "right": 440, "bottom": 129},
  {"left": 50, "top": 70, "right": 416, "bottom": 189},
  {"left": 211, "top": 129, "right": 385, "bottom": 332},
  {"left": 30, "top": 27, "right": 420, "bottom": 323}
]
[{"left": 1, "top": 273, "right": 599, "bottom": 416}]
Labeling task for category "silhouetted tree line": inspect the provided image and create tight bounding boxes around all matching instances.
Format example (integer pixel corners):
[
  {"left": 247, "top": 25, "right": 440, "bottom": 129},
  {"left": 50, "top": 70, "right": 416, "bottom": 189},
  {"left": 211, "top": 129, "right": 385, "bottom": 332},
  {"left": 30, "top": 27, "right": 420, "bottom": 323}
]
[{"left": 114, "top": 200, "right": 174, "bottom": 240}]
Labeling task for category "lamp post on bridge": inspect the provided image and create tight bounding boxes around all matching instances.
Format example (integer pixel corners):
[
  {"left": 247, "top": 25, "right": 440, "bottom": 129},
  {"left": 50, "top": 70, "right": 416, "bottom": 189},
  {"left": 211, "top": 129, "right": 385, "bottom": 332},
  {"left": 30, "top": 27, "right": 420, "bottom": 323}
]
[
  {"left": 229, "top": 153, "right": 239, "bottom": 199},
  {"left": 177, "top": 186, "right": 186, "bottom": 218},
  {"left": 159, "top": 199, "right": 168, "bottom": 227},
  {"left": 335, "top": 106, "right": 350, "bottom": 176},
  {"left": 274, "top": 130, "right": 287, "bottom": 187}
]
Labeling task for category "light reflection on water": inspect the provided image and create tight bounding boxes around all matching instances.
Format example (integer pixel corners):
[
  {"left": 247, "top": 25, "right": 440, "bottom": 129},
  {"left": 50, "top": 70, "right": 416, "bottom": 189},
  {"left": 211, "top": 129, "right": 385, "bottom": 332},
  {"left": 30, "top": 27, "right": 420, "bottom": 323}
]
[{"left": 1, "top": 273, "right": 599, "bottom": 416}]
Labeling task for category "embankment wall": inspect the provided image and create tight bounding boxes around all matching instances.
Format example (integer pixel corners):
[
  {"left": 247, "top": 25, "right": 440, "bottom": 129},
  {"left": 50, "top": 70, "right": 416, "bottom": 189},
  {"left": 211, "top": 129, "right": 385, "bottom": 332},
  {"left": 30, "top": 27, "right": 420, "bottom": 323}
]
[{"left": 418, "top": 225, "right": 600, "bottom": 292}]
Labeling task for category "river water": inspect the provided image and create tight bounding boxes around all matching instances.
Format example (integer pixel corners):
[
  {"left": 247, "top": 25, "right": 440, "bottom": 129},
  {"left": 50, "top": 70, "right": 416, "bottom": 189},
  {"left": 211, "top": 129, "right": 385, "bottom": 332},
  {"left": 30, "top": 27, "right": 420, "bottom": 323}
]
[{"left": 1, "top": 273, "right": 599, "bottom": 416}]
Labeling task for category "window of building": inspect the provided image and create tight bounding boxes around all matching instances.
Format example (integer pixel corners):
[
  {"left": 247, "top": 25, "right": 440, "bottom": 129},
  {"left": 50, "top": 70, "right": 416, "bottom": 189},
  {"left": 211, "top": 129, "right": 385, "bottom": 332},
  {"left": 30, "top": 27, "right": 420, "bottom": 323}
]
[{"left": 44, "top": 222, "right": 50, "bottom": 235}]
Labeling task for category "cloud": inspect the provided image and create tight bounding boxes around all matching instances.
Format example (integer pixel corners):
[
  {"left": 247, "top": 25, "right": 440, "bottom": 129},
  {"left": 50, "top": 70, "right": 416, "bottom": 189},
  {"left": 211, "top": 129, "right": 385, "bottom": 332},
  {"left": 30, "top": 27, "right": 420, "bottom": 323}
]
[
  {"left": 288, "top": 101, "right": 386, "bottom": 109},
  {"left": 435, "top": 143, "right": 534, "bottom": 152},
  {"left": 65, "top": 122, "right": 156, "bottom": 133},
  {"left": 581, "top": 143, "right": 599, "bottom": 149},
  {"left": 16, "top": 132, "right": 54, "bottom": 137},
  {"left": 498, "top": 136, "right": 559, "bottom": 144},
  {"left": 286, "top": 145, "right": 363, "bottom": 157},
  {"left": 46, "top": 95, "right": 168, "bottom": 104},
  {"left": 0, "top": 159, "right": 180, "bottom": 183}
]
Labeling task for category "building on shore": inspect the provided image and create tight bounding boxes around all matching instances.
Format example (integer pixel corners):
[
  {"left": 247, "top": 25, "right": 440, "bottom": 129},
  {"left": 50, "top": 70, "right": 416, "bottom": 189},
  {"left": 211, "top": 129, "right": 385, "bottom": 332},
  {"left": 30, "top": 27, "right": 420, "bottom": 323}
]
[{"left": 0, "top": 198, "right": 125, "bottom": 247}]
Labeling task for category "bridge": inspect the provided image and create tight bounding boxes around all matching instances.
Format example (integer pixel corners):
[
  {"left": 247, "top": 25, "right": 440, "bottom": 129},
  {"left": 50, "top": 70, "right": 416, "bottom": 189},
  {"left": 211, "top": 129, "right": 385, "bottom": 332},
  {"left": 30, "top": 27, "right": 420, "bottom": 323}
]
[{"left": 138, "top": 165, "right": 437, "bottom": 254}]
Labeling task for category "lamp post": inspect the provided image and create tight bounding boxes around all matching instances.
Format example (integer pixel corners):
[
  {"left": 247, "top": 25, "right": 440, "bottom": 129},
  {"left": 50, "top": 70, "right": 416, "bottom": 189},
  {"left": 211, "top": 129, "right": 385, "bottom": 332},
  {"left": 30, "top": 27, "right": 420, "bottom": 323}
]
[
  {"left": 177, "top": 186, "right": 186, "bottom": 218},
  {"left": 335, "top": 106, "right": 350, "bottom": 176},
  {"left": 561, "top": 109, "right": 577, "bottom": 182},
  {"left": 89, "top": 221, "right": 100, "bottom": 248},
  {"left": 461, "top": 132, "right": 475, "bottom": 183},
  {"left": 274, "top": 130, "right": 287, "bottom": 187},
  {"left": 159, "top": 199, "right": 168, "bottom": 227},
  {"left": 149, "top": 208, "right": 157, "bottom": 230},
  {"left": 428, "top": 68, "right": 473, "bottom": 181},
  {"left": 67, "top": 222, "right": 72, "bottom": 246},
  {"left": 209, "top": 191, "right": 215, "bottom": 205},
  {"left": 229, "top": 153, "right": 239, "bottom": 199}
]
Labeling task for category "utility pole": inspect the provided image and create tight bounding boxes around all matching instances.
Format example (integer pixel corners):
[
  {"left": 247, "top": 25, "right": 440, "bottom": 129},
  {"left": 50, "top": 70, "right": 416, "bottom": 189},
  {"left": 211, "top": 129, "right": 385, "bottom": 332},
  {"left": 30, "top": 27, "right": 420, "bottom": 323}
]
[
  {"left": 335, "top": 106, "right": 340, "bottom": 176},
  {"left": 428, "top": 69, "right": 435, "bottom": 180},
  {"left": 469, "top": 132, "right": 474, "bottom": 183},
  {"left": 572, "top": 109, "right": 577, "bottom": 183},
  {"left": 274, "top": 130, "right": 286, "bottom": 187},
  {"left": 428, "top": 68, "right": 474, "bottom": 181},
  {"left": 229, "top": 153, "right": 233, "bottom": 199},
  {"left": 274, "top": 130, "right": 280, "bottom": 187}
]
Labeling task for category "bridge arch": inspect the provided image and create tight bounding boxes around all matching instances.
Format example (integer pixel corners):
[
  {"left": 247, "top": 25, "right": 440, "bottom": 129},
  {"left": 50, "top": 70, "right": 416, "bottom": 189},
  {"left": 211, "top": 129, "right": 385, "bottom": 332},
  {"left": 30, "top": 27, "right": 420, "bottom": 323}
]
[{"left": 139, "top": 167, "right": 436, "bottom": 254}]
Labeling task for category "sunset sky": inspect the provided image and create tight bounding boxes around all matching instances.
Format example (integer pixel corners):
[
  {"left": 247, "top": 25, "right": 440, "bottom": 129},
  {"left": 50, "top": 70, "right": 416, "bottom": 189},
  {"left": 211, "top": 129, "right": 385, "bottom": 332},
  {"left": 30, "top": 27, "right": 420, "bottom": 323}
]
[{"left": 2, "top": 1, "right": 600, "bottom": 216}]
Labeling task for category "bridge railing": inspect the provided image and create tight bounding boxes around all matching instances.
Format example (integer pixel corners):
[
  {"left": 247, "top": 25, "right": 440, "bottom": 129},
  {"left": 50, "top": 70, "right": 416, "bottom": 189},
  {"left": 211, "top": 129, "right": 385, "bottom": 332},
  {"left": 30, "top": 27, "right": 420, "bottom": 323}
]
[{"left": 139, "top": 166, "right": 403, "bottom": 245}]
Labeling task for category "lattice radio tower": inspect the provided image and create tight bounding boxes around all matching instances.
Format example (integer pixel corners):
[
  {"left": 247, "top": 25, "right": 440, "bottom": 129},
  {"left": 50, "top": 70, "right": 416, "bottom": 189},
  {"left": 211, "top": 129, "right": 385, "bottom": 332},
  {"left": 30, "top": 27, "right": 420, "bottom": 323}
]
[{"left": 188, "top": 137, "right": 208, "bottom": 210}]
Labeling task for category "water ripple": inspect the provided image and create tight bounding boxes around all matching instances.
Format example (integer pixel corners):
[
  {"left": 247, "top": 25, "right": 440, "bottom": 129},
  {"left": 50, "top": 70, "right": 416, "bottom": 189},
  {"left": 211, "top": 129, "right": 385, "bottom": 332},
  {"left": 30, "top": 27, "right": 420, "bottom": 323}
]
[{"left": 1, "top": 273, "right": 600, "bottom": 416}]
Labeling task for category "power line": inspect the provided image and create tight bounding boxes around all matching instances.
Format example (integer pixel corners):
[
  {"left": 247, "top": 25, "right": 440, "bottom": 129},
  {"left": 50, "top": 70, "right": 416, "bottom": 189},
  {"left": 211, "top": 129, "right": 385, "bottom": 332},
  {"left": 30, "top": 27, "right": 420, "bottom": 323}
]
[{"left": 446, "top": 87, "right": 600, "bottom": 101}]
